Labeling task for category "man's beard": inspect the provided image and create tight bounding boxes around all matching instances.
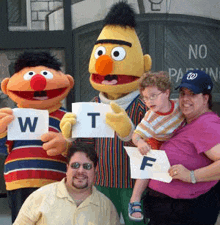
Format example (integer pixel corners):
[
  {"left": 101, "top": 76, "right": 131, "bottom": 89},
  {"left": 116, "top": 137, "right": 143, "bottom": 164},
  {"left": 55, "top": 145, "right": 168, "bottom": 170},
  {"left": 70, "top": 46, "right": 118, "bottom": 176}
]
[{"left": 72, "top": 175, "right": 88, "bottom": 189}]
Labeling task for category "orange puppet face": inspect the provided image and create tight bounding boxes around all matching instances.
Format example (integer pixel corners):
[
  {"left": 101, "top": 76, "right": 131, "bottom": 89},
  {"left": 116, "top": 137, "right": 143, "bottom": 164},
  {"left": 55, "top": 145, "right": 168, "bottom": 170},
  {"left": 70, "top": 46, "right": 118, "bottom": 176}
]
[{"left": 1, "top": 66, "right": 74, "bottom": 109}]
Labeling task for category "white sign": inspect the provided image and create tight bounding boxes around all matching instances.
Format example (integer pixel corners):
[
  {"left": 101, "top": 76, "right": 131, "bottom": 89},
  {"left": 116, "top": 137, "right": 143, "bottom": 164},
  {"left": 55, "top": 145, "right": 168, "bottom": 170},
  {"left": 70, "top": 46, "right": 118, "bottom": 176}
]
[
  {"left": 71, "top": 102, "right": 114, "bottom": 138},
  {"left": 8, "top": 108, "right": 49, "bottom": 140},
  {"left": 124, "top": 147, "right": 172, "bottom": 183}
]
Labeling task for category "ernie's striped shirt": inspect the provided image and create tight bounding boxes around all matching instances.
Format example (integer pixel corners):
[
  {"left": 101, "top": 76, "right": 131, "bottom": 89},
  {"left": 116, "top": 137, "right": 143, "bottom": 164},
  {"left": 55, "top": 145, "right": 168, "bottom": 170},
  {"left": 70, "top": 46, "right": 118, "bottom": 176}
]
[
  {"left": 0, "top": 107, "right": 67, "bottom": 191},
  {"left": 134, "top": 99, "right": 184, "bottom": 144}
]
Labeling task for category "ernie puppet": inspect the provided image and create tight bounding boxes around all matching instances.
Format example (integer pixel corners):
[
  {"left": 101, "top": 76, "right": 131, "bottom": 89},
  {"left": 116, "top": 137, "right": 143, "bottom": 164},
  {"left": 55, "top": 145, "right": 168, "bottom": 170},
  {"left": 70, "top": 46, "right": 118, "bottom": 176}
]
[
  {"left": 0, "top": 51, "right": 74, "bottom": 222},
  {"left": 60, "top": 2, "right": 151, "bottom": 224}
]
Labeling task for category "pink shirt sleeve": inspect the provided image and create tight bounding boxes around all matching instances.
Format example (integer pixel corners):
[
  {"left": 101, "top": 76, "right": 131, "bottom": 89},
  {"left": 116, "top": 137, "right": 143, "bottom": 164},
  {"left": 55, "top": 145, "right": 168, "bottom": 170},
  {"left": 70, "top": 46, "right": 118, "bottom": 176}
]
[{"left": 190, "top": 114, "right": 220, "bottom": 154}]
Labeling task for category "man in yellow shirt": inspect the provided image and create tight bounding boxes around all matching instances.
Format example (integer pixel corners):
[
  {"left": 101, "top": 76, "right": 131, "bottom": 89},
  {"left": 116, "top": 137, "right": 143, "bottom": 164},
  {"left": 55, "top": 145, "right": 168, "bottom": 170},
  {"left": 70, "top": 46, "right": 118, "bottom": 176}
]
[{"left": 13, "top": 143, "right": 120, "bottom": 225}]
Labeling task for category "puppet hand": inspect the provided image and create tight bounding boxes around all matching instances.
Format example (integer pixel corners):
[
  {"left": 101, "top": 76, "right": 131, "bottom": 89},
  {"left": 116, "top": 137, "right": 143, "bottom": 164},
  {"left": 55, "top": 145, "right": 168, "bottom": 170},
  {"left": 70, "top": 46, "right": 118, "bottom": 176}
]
[
  {"left": 106, "top": 102, "right": 132, "bottom": 138},
  {"left": 60, "top": 113, "right": 77, "bottom": 138},
  {"left": 0, "top": 108, "right": 14, "bottom": 134},
  {"left": 41, "top": 132, "right": 71, "bottom": 156}
]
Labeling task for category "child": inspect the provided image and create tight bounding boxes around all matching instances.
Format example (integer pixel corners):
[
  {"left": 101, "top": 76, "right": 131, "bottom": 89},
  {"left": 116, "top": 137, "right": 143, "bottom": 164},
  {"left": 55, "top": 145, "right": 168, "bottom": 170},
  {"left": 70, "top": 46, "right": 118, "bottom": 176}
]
[{"left": 128, "top": 71, "right": 185, "bottom": 222}]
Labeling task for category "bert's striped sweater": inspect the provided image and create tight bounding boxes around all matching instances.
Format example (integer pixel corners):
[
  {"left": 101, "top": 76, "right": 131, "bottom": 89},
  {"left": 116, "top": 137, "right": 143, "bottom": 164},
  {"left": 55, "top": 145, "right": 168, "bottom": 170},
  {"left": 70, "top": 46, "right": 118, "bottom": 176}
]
[
  {"left": 0, "top": 107, "right": 67, "bottom": 191},
  {"left": 77, "top": 91, "right": 146, "bottom": 188}
]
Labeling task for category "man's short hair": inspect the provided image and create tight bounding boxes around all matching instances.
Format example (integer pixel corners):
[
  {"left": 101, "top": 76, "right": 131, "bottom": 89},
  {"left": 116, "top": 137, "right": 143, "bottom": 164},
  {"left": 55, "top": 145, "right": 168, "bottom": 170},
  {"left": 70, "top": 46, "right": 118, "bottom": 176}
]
[{"left": 67, "top": 142, "right": 98, "bottom": 168}]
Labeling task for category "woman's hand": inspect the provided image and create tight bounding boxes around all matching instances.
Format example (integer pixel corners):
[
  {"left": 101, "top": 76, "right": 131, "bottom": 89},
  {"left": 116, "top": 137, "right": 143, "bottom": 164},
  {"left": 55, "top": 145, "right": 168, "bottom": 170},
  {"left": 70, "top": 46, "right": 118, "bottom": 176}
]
[{"left": 169, "top": 164, "right": 191, "bottom": 183}]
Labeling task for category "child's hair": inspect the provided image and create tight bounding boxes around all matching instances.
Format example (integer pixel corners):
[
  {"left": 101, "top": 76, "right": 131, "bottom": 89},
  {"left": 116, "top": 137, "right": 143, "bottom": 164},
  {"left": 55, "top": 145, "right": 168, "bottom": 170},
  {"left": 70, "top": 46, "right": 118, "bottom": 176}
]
[{"left": 139, "top": 71, "right": 172, "bottom": 94}]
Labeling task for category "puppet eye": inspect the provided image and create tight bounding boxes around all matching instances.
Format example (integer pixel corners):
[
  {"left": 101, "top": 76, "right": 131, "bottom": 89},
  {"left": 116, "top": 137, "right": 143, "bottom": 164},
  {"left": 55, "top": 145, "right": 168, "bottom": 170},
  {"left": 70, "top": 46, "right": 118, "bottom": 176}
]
[
  {"left": 40, "top": 70, "right": 53, "bottom": 79},
  {"left": 111, "top": 47, "right": 126, "bottom": 61},
  {"left": 23, "top": 71, "right": 36, "bottom": 80},
  {"left": 94, "top": 46, "right": 106, "bottom": 59}
]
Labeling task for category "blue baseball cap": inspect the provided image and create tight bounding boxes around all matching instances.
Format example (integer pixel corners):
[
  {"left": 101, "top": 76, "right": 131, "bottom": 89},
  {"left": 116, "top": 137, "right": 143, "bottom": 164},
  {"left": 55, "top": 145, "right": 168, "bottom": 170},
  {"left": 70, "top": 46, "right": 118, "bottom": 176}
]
[{"left": 175, "top": 70, "right": 213, "bottom": 94}]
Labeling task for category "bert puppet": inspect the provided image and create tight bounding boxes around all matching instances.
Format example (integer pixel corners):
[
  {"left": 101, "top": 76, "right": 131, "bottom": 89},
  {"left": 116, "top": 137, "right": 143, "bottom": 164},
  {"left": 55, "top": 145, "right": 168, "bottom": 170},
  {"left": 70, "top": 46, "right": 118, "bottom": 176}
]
[
  {"left": 60, "top": 2, "right": 151, "bottom": 224},
  {"left": 0, "top": 51, "right": 74, "bottom": 223}
]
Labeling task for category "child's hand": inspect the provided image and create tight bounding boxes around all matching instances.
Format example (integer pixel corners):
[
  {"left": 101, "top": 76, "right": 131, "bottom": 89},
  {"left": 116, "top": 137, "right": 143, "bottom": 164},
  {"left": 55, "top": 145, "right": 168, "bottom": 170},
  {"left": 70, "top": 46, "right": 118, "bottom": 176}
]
[{"left": 137, "top": 139, "right": 151, "bottom": 155}]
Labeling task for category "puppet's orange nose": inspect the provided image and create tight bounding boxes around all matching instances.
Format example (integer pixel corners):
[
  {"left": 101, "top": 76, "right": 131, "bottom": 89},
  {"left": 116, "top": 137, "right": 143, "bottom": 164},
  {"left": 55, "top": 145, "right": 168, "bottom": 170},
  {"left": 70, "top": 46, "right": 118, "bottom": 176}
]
[
  {"left": 30, "top": 74, "right": 47, "bottom": 91},
  {"left": 95, "top": 55, "right": 113, "bottom": 76}
]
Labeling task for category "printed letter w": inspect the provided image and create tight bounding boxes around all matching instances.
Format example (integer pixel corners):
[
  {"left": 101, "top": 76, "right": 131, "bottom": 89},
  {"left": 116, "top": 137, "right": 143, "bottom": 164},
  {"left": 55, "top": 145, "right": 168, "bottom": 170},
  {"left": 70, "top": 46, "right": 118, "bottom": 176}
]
[{"left": 18, "top": 117, "right": 38, "bottom": 132}]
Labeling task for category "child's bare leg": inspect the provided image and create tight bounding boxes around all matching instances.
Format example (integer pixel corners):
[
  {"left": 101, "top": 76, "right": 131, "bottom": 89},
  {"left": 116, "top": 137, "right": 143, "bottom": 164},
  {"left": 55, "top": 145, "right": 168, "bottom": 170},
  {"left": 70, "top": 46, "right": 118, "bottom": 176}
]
[{"left": 129, "top": 179, "right": 149, "bottom": 218}]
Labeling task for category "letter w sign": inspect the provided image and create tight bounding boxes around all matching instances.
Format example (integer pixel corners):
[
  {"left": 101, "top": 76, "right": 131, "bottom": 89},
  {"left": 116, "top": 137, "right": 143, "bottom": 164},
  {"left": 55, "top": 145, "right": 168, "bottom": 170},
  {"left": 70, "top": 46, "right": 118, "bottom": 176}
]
[
  {"left": 8, "top": 109, "right": 49, "bottom": 140},
  {"left": 18, "top": 117, "right": 38, "bottom": 132}
]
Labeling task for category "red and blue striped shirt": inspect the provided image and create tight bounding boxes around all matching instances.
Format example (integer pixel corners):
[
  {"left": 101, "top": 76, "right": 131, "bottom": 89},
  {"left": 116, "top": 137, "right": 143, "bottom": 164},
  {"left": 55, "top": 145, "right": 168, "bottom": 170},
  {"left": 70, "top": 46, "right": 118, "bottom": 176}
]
[{"left": 0, "top": 107, "right": 67, "bottom": 191}]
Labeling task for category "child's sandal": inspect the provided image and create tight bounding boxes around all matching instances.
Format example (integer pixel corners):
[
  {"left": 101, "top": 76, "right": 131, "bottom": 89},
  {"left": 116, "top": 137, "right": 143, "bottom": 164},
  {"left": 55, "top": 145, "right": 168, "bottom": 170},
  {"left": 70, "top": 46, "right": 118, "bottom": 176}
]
[{"left": 128, "top": 202, "right": 144, "bottom": 222}]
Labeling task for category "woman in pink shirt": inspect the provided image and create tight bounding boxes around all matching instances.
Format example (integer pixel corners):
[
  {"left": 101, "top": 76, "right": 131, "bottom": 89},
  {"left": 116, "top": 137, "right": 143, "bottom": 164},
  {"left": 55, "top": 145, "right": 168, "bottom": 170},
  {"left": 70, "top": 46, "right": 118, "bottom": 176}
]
[{"left": 143, "top": 70, "right": 220, "bottom": 225}]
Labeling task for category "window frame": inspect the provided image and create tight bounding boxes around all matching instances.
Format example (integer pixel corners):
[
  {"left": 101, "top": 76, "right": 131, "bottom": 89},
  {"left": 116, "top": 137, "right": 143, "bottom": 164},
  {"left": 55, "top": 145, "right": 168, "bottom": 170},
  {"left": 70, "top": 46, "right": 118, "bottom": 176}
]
[{"left": 8, "top": 0, "right": 32, "bottom": 31}]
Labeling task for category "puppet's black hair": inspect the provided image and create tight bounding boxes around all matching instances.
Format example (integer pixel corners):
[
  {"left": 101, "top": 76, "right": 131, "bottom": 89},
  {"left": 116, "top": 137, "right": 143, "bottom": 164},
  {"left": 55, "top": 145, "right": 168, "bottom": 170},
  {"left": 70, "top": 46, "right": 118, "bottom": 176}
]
[
  {"left": 103, "top": 1, "right": 136, "bottom": 28},
  {"left": 14, "top": 51, "right": 62, "bottom": 73}
]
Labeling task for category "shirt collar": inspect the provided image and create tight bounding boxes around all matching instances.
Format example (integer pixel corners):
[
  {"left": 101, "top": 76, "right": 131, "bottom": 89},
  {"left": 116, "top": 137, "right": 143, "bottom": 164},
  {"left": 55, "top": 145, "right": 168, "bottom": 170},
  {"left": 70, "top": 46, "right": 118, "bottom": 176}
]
[
  {"left": 56, "top": 178, "right": 100, "bottom": 206},
  {"left": 56, "top": 178, "right": 74, "bottom": 203},
  {"left": 99, "top": 90, "right": 140, "bottom": 110}
]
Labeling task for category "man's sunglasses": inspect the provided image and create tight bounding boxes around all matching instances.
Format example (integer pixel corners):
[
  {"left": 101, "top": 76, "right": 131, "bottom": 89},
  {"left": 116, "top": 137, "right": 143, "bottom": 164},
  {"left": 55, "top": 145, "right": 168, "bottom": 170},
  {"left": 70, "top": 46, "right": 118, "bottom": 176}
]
[{"left": 71, "top": 162, "right": 93, "bottom": 170}]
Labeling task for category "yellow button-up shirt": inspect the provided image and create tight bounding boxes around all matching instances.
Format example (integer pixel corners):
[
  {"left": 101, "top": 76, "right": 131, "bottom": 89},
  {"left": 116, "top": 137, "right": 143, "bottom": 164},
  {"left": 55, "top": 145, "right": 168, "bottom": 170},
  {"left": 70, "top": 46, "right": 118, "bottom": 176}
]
[{"left": 13, "top": 178, "right": 120, "bottom": 225}]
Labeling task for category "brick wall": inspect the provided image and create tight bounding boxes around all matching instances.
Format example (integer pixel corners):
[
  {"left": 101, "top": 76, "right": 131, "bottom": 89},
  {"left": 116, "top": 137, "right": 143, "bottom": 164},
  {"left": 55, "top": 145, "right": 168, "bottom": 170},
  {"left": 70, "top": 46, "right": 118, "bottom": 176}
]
[{"left": 30, "top": 0, "right": 63, "bottom": 30}]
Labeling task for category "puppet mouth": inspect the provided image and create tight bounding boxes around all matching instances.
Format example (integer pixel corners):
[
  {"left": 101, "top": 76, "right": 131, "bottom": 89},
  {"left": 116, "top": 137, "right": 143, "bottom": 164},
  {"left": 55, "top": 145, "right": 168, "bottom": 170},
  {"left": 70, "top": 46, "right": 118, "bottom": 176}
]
[
  {"left": 10, "top": 88, "right": 67, "bottom": 100},
  {"left": 91, "top": 74, "right": 138, "bottom": 85}
]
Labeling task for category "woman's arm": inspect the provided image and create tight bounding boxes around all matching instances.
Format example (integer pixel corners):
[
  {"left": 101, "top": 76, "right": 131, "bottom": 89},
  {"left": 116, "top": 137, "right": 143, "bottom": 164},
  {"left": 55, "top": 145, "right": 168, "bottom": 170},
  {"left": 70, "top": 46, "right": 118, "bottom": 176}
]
[
  {"left": 195, "top": 143, "right": 220, "bottom": 182},
  {"left": 169, "top": 143, "right": 220, "bottom": 183}
]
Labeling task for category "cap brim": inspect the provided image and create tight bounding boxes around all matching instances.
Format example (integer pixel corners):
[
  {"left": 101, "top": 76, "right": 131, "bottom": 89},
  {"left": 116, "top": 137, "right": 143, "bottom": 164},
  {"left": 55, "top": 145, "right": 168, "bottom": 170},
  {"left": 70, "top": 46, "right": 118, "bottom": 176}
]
[{"left": 175, "top": 83, "right": 201, "bottom": 94}]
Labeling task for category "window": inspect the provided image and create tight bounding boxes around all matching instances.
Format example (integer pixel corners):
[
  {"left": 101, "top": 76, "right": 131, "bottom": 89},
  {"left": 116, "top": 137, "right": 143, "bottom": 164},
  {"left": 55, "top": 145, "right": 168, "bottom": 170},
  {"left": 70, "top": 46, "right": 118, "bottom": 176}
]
[
  {"left": 8, "top": 0, "right": 31, "bottom": 31},
  {"left": 7, "top": 0, "right": 65, "bottom": 31}
]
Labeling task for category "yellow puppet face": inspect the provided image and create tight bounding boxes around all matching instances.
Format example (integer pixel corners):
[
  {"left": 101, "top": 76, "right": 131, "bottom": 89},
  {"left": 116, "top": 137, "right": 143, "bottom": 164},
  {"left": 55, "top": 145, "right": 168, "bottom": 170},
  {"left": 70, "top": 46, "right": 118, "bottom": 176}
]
[
  {"left": 89, "top": 25, "right": 152, "bottom": 95},
  {"left": 1, "top": 66, "right": 74, "bottom": 109}
]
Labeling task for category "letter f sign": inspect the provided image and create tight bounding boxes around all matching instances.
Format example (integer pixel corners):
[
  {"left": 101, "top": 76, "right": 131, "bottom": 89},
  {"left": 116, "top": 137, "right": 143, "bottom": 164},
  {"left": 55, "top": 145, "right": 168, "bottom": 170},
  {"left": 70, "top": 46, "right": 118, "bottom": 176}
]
[{"left": 140, "top": 156, "right": 156, "bottom": 170}]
